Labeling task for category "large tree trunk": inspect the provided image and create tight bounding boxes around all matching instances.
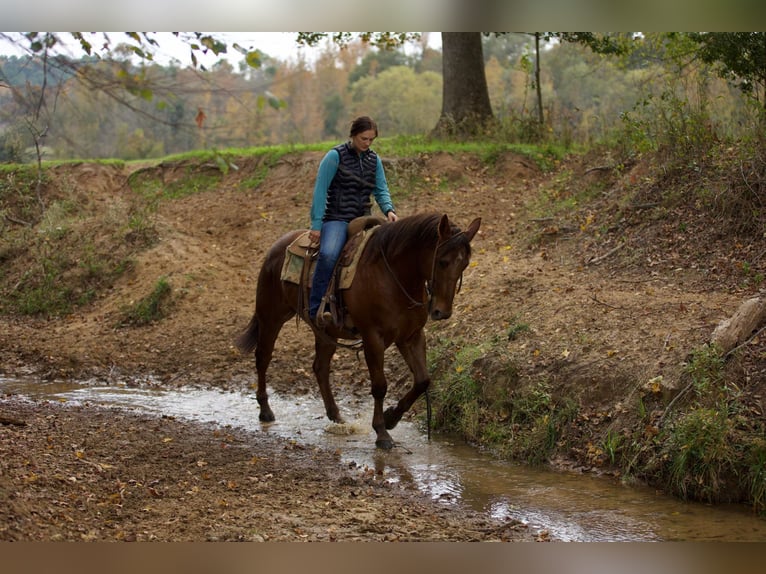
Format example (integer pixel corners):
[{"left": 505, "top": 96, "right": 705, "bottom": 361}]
[{"left": 431, "top": 33, "right": 495, "bottom": 138}]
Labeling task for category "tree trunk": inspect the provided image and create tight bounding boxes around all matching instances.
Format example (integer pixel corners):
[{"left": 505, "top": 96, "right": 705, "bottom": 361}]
[
  {"left": 535, "top": 33, "right": 544, "bottom": 127},
  {"left": 431, "top": 33, "right": 495, "bottom": 138}
]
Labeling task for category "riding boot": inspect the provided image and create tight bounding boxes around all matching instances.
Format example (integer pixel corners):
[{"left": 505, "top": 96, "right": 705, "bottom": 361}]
[
  {"left": 315, "top": 282, "right": 336, "bottom": 328},
  {"left": 316, "top": 309, "right": 334, "bottom": 328}
]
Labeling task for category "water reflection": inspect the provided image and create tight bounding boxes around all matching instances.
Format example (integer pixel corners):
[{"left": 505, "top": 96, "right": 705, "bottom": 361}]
[{"left": 2, "top": 376, "right": 765, "bottom": 541}]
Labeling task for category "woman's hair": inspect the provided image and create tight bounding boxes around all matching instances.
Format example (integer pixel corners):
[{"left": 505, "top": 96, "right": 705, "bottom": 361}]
[{"left": 349, "top": 116, "right": 378, "bottom": 138}]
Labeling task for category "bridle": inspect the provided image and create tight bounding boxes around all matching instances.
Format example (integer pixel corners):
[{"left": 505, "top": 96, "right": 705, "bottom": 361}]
[{"left": 379, "top": 230, "right": 467, "bottom": 311}]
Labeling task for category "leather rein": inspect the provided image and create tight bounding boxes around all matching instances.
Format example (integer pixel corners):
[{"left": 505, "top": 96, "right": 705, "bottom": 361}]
[{"left": 379, "top": 230, "right": 467, "bottom": 311}]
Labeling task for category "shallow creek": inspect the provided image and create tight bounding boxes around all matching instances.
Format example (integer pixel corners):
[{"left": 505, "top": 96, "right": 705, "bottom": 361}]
[{"left": 3, "top": 376, "right": 765, "bottom": 541}]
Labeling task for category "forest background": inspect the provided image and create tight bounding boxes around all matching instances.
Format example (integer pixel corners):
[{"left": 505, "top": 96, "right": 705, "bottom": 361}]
[{"left": 0, "top": 32, "right": 759, "bottom": 163}]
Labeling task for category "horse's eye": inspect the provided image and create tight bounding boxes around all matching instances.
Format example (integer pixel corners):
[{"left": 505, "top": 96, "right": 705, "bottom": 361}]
[{"left": 438, "top": 259, "right": 449, "bottom": 269}]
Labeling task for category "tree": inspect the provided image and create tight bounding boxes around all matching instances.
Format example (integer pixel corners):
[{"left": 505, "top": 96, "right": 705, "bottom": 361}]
[
  {"left": 688, "top": 32, "right": 766, "bottom": 109},
  {"left": 0, "top": 32, "right": 268, "bottom": 147},
  {"left": 4, "top": 32, "right": 505, "bottom": 142},
  {"left": 524, "top": 33, "right": 633, "bottom": 133},
  {"left": 350, "top": 66, "right": 442, "bottom": 135},
  {"left": 430, "top": 32, "right": 630, "bottom": 139},
  {"left": 296, "top": 32, "right": 496, "bottom": 138},
  {"left": 432, "top": 33, "right": 495, "bottom": 137}
]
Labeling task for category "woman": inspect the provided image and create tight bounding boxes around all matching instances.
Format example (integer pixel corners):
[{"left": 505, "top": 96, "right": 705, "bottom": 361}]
[{"left": 308, "top": 116, "right": 398, "bottom": 325}]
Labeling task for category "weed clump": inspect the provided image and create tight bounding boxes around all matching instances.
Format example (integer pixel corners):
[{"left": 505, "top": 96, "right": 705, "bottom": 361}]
[{"left": 118, "top": 277, "right": 173, "bottom": 326}]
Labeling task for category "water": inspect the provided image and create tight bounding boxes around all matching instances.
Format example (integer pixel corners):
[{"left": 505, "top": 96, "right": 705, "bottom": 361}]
[{"left": 3, "top": 375, "right": 765, "bottom": 541}]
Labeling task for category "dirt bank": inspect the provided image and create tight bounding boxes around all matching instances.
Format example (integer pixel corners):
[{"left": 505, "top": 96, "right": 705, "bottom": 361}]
[{"left": 2, "top": 148, "right": 765, "bottom": 540}]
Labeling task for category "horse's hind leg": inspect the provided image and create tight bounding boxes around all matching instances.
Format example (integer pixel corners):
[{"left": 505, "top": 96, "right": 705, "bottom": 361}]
[
  {"left": 254, "top": 320, "right": 278, "bottom": 422},
  {"left": 236, "top": 313, "right": 276, "bottom": 422},
  {"left": 252, "top": 306, "right": 291, "bottom": 422},
  {"left": 313, "top": 336, "right": 343, "bottom": 423}
]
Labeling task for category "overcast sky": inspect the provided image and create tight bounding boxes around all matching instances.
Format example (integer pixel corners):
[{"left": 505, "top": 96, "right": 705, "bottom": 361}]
[
  {"left": 0, "top": 33, "right": 319, "bottom": 66},
  {"left": 151, "top": 33, "right": 320, "bottom": 66},
  {"left": 0, "top": 32, "right": 441, "bottom": 68}
]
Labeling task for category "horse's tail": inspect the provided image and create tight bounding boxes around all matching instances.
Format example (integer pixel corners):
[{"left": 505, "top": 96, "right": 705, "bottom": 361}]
[{"left": 235, "top": 313, "right": 259, "bottom": 355}]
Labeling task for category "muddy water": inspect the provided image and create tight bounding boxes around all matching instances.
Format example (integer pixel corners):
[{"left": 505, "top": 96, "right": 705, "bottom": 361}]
[{"left": 3, "top": 376, "right": 766, "bottom": 541}]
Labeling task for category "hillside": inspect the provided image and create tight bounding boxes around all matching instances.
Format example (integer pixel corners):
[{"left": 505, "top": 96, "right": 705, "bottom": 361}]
[{"left": 2, "top": 147, "right": 766, "bottom": 539}]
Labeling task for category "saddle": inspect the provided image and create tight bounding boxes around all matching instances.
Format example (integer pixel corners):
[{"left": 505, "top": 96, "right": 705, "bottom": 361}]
[{"left": 281, "top": 216, "right": 383, "bottom": 328}]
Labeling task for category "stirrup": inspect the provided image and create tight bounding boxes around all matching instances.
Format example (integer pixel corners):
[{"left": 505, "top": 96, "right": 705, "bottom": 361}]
[{"left": 316, "top": 310, "right": 333, "bottom": 328}]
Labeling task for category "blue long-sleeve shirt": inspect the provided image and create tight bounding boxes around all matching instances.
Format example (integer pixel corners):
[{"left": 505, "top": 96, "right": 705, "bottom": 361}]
[{"left": 309, "top": 148, "right": 395, "bottom": 231}]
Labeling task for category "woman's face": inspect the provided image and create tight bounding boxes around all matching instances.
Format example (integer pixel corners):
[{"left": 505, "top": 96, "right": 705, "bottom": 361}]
[{"left": 350, "top": 129, "right": 376, "bottom": 153}]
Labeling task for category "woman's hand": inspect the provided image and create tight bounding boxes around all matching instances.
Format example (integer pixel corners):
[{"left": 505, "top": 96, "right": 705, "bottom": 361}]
[
  {"left": 309, "top": 230, "right": 321, "bottom": 244},
  {"left": 386, "top": 211, "right": 398, "bottom": 223}
]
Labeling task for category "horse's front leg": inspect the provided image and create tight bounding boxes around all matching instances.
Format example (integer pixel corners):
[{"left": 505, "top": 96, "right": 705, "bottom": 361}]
[
  {"left": 384, "top": 329, "right": 430, "bottom": 430},
  {"left": 313, "top": 336, "right": 343, "bottom": 423},
  {"left": 363, "top": 335, "right": 394, "bottom": 449}
]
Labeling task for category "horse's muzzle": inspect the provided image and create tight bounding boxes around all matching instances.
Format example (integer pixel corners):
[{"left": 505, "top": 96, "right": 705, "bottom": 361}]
[{"left": 430, "top": 309, "right": 452, "bottom": 321}]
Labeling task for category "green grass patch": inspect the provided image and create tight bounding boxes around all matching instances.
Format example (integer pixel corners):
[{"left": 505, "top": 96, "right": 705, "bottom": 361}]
[
  {"left": 427, "top": 335, "right": 577, "bottom": 465},
  {"left": 9, "top": 253, "right": 75, "bottom": 316},
  {"left": 683, "top": 344, "right": 725, "bottom": 400},
  {"left": 128, "top": 167, "right": 222, "bottom": 204},
  {"left": 662, "top": 407, "right": 735, "bottom": 503},
  {"left": 744, "top": 438, "right": 766, "bottom": 514},
  {"left": 118, "top": 276, "right": 173, "bottom": 326}
]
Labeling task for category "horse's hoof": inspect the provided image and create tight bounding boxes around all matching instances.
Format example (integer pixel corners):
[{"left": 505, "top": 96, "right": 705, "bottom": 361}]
[
  {"left": 375, "top": 437, "right": 394, "bottom": 450},
  {"left": 328, "top": 410, "right": 344, "bottom": 424},
  {"left": 259, "top": 411, "right": 276, "bottom": 422},
  {"left": 383, "top": 406, "right": 400, "bottom": 430}
]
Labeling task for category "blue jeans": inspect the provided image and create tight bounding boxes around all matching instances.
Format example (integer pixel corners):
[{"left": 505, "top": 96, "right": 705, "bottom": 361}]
[{"left": 309, "top": 220, "right": 348, "bottom": 318}]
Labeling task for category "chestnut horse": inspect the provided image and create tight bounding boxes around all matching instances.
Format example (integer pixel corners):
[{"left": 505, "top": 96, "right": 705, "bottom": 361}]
[{"left": 235, "top": 212, "right": 481, "bottom": 448}]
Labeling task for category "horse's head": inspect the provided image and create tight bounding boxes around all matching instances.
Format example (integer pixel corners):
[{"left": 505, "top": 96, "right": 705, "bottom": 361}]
[{"left": 428, "top": 214, "right": 481, "bottom": 321}]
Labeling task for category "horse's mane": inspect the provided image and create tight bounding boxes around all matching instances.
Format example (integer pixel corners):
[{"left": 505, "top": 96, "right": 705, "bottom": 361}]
[{"left": 365, "top": 212, "right": 465, "bottom": 262}]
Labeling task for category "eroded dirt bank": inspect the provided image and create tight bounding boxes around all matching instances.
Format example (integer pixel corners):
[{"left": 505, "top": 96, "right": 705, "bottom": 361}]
[{"left": 2, "top": 149, "right": 765, "bottom": 540}]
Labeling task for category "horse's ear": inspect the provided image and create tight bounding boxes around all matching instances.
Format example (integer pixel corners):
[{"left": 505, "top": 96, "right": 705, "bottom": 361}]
[
  {"left": 463, "top": 217, "right": 481, "bottom": 242},
  {"left": 438, "top": 214, "right": 451, "bottom": 241}
]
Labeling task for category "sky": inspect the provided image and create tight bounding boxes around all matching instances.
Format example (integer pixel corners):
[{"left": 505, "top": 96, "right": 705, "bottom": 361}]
[
  {"left": 0, "top": 32, "right": 441, "bottom": 69},
  {"left": 150, "top": 33, "right": 321, "bottom": 66},
  {"left": 151, "top": 32, "right": 442, "bottom": 67},
  {"left": 0, "top": 33, "right": 320, "bottom": 67}
]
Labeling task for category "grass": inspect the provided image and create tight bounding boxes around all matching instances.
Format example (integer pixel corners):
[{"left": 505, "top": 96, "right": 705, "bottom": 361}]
[
  {"left": 663, "top": 407, "right": 734, "bottom": 503},
  {"left": 507, "top": 321, "right": 531, "bottom": 341},
  {"left": 745, "top": 439, "right": 766, "bottom": 513},
  {"left": 620, "top": 341, "right": 766, "bottom": 512},
  {"left": 427, "top": 335, "right": 577, "bottom": 465},
  {"left": 683, "top": 344, "right": 725, "bottom": 400},
  {"left": 11, "top": 253, "right": 75, "bottom": 316},
  {"left": 428, "top": 338, "right": 488, "bottom": 441},
  {"left": 118, "top": 276, "right": 173, "bottom": 326},
  {"left": 1, "top": 167, "right": 148, "bottom": 317},
  {"left": 601, "top": 429, "right": 625, "bottom": 466}
]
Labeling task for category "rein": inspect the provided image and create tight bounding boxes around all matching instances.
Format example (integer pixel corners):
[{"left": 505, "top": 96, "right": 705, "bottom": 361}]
[
  {"left": 379, "top": 246, "right": 426, "bottom": 309},
  {"left": 379, "top": 229, "right": 467, "bottom": 310}
]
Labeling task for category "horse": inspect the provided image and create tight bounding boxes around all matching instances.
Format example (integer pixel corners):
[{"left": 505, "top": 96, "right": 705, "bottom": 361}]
[{"left": 235, "top": 212, "right": 481, "bottom": 449}]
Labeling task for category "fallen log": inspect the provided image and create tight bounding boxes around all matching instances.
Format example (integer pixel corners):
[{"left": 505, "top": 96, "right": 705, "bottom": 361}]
[{"left": 711, "top": 295, "right": 766, "bottom": 356}]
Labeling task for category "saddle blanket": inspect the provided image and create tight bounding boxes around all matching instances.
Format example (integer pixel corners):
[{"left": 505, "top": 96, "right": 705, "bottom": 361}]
[{"left": 280, "top": 225, "right": 379, "bottom": 290}]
